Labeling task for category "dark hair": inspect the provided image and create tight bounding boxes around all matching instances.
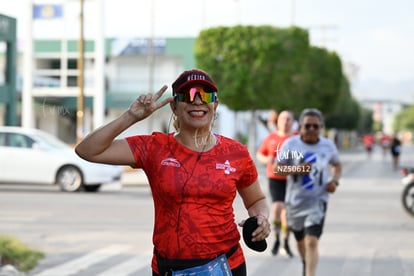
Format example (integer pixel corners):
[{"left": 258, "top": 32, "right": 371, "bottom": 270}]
[{"left": 299, "top": 108, "right": 324, "bottom": 126}]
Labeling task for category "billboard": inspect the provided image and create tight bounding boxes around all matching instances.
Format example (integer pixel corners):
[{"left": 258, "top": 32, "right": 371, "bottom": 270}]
[{"left": 33, "top": 4, "right": 63, "bottom": 19}]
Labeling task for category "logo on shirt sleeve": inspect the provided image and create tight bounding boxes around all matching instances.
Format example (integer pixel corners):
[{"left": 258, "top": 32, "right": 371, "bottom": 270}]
[{"left": 216, "top": 160, "right": 236, "bottom": 175}]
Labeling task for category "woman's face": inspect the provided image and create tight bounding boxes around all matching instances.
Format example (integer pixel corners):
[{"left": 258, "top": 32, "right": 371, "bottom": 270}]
[{"left": 173, "top": 86, "right": 218, "bottom": 131}]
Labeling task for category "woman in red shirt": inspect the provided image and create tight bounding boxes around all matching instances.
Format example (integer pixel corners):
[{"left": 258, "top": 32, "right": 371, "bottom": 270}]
[{"left": 75, "top": 69, "right": 270, "bottom": 276}]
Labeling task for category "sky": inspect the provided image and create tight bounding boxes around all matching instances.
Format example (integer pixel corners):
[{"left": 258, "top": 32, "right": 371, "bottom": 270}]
[{"left": 1, "top": 0, "right": 414, "bottom": 103}]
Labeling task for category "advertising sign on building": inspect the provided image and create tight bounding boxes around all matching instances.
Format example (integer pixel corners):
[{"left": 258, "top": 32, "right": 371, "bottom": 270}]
[
  {"left": 33, "top": 4, "right": 63, "bottom": 19},
  {"left": 111, "top": 38, "right": 166, "bottom": 56}
]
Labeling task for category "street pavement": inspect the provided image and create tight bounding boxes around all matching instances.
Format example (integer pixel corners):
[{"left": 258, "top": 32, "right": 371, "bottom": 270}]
[
  {"left": 4, "top": 144, "right": 413, "bottom": 276},
  {"left": 241, "top": 144, "right": 414, "bottom": 276},
  {"left": 114, "top": 144, "right": 414, "bottom": 275}
]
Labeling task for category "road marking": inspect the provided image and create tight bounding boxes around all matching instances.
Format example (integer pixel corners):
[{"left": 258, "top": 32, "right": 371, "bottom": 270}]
[
  {"left": 96, "top": 254, "right": 151, "bottom": 276},
  {"left": 276, "top": 260, "right": 302, "bottom": 276},
  {"left": 245, "top": 256, "right": 265, "bottom": 275},
  {"left": 0, "top": 216, "right": 37, "bottom": 222},
  {"left": 33, "top": 244, "right": 133, "bottom": 276},
  {"left": 340, "top": 247, "right": 375, "bottom": 275},
  {"left": 398, "top": 249, "right": 414, "bottom": 276},
  {"left": 245, "top": 255, "right": 300, "bottom": 276},
  {"left": 0, "top": 211, "right": 50, "bottom": 222}
]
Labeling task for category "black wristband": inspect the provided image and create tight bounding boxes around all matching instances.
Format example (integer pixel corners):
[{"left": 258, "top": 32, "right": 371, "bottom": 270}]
[{"left": 332, "top": 180, "right": 339, "bottom": 186}]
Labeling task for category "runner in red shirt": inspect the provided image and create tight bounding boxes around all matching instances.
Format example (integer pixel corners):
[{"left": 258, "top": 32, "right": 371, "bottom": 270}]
[
  {"left": 75, "top": 69, "right": 270, "bottom": 276},
  {"left": 379, "top": 133, "right": 392, "bottom": 157},
  {"left": 363, "top": 133, "right": 375, "bottom": 159},
  {"left": 257, "top": 110, "right": 296, "bottom": 257}
]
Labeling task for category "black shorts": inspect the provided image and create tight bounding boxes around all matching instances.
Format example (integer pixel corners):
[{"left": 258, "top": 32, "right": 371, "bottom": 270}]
[
  {"left": 268, "top": 178, "right": 287, "bottom": 202},
  {"left": 391, "top": 150, "right": 400, "bottom": 156},
  {"left": 291, "top": 202, "right": 327, "bottom": 241}
]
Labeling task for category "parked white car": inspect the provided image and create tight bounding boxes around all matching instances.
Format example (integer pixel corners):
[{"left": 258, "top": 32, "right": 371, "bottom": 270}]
[{"left": 0, "top": 126, "right": 122, "bottom": 192}]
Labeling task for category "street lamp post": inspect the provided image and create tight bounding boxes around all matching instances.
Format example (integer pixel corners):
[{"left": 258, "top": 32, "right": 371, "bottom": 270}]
[
  {"left": 147, "top": 0, "right": 155, "bottom": 133},
  {"left": 77, "top": 0, "right": 85, "bottom": 143}
]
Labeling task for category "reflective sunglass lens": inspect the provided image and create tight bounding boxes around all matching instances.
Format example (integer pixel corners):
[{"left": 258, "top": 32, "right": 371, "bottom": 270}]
[
  {"left": 304, "top": 124, "right": 320, "bottom": 130},
  {"left": 176, "top": 87, "right": 217, "bottom": 103}
]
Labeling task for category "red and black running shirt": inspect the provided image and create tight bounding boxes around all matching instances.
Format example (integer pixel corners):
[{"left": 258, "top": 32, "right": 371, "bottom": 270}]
[{"left": 126, "top": 132, "right": 258, "bottom": 271}]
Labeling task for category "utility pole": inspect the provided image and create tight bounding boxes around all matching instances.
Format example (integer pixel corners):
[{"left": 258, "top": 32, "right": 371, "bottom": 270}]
[
  {"left": 291, "top": 0, "right": 296, "bottom": 26},
  {"left": 147, "top": 0, "right": 155, "bottom": 133},
  {"left": 308, "top": 25, "right": 338, "bottom": 48},
  {"left": 22, "top": 0, "right": 35, "bottom": 128},
  {"left": 76, "top": 0, "right": 85, "bottom": 143}
]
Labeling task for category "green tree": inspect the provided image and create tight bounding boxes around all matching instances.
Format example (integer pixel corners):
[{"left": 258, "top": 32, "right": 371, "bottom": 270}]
[
  {"left": 358, "top": 107, "right": 374, "bottom": 134},
  {"left": 194, "top": 25, "right": 359, "bottom": 148},
  {"left": 195, "top": 25, "right": 310, "bottom": 111},
  {"left": 304, "top": 47, "right": 344, "bottom": 115},
  {"left": 394, "top": 106, "right": 414, "bottom": 131},
  {"left": 195, "top": 26, "right": 355, "bottom": 115},
  {"left": 325, "top": 76, "right": 361, "bottom": 129}
]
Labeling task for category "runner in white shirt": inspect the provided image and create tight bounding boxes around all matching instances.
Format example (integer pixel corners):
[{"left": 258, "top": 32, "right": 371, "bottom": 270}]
[{"left": 274, "top": 108, "right": 342, "bottom": 276}]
